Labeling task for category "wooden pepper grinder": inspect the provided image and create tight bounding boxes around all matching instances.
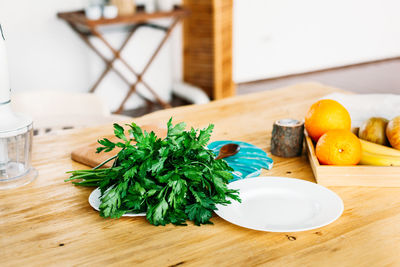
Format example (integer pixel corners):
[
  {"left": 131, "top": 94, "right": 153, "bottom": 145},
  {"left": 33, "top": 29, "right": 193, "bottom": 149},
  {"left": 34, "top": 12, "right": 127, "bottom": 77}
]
[{"left": 111, "top": 0, "right": 136, "bottom": 16}]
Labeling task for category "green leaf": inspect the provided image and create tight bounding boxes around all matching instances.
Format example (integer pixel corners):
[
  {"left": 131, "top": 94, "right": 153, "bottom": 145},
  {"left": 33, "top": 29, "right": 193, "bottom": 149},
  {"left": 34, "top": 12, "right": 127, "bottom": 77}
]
[
  {"left": 97, "top": 138, "right": 116, "bottom": 153},
  {"left": 184, "top": 170, "right": 202, "bottom": 182},
  {"left": 133, "top": 182, "right": 146, "bottom": 196},
  {"left": 123, "top": 166, "right": 137, "bottom": 180},
  {"left": 167, "top": 179, "right": 187, "bottom": 208},
  {"left": 211, "top": 176, "right": 226, "bottom": 195},
  {"left": 168, "top": 209, "right": 188, "bottom": 225},
  {"left": 150, "top": 158, "right": 166, "bottom": 175},
  {"left": 147, "top": 198, "right": 169, "bottom": 226},
  {"left": 196, "top": 124, "right": 214, "bottom": 147},
  {"left": 115, "top": 142, "right": 125, "bottom": 148},
  {"left": 157, "top": 172, "right": 174, "bottom": 183},
  {"left": 189, "top": 187, "right": 215, "bottom": 209},
  {"left": 185, "top": 203, "right": 213, "bottom": 226},
  {"left": 168, "top": 120, "right": 186, "bottom": 136},
  {"left": 113, "top": 123, "right": 127, "bottom": 141},
  {"left": 100, "top": 187, "right": 120, "bottom": 218},
  {"left": 159, "top": 147, "right": 169, "bottom": 157},
  {"left": 197, "top": 150, "right": 211, "bottom": 161},
  {"left": 146, "top": 189, "right": 157, "bottom": 197},
  {"left": 124, "top": 190, "right": 144, "bottom": 211},
  {"left": 127, "top": 122, "right": 143, "bottom": 143},
  {"left": 215, "top": 170, "right": 234, "bottom": 182}
]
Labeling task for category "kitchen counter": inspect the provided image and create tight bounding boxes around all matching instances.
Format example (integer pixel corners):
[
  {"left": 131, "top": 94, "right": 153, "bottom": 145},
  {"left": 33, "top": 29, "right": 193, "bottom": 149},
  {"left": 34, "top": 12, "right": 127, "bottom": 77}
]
[{"left": 1, "top": 83, "right": 399, "bottom": 266}]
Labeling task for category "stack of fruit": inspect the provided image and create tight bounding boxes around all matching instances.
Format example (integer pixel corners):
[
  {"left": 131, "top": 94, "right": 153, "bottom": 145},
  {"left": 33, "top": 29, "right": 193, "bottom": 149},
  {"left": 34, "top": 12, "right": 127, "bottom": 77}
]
[
  {"left": 357, "top": 116, "right": 400, "bottom": 166},
  {"left": 305, "top": 99, "right": 400, "bottom": 166}
]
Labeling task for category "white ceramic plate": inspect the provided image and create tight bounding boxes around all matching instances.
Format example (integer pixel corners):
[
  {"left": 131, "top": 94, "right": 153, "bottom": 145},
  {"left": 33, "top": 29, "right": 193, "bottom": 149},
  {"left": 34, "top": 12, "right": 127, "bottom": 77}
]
[
  {"left": 88, "top": 188, "right": 146, "bottom": 217},
  {"left": 215, "top": 177, "right": 343, "bottom": 232}
]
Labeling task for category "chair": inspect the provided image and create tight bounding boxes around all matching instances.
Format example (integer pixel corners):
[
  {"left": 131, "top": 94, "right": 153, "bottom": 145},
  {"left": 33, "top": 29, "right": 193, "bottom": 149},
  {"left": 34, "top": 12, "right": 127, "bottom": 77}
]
[{"left": 11, "top": 90, "right": 132, "bottom": 135}]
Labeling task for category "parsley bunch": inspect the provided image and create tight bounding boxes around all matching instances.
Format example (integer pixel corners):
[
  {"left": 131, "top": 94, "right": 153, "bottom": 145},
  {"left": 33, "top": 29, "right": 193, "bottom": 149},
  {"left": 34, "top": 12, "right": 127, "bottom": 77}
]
[{"left": 66, "top": 119, "right": 240, "bottom": 226}]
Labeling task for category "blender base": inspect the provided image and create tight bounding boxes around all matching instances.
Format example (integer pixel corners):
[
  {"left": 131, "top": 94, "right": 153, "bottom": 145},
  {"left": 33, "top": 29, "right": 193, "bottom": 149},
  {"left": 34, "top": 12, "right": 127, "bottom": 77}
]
[{"left": 0, "top": 167, "right": 38, "bottom": 190}]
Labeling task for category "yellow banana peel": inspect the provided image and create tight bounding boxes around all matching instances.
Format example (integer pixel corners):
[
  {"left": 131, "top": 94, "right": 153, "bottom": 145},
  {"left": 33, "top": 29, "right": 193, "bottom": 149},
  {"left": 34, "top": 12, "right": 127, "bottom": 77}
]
[
  {"left": 360, "top": 151, "right": 400, "bottom": 166},
  {"left": 359, "top": 139, "right": 400, "bottom": 157}
]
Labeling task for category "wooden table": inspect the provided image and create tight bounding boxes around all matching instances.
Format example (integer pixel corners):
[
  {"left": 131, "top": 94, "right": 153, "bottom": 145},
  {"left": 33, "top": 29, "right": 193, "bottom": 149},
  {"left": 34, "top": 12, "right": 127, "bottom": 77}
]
[
  {"left": 2, "top": 83, "right": 400, "bottom": 266},
  {"left": 57, "top": 7, "right": 189, "bottom": 113}
]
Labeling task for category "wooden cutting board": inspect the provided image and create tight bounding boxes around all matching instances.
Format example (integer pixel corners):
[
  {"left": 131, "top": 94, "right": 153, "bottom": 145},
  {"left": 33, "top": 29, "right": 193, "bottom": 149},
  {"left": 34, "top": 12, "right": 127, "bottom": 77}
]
[{"left": 71, "top": 125, "right": 167, "bottom": 168}]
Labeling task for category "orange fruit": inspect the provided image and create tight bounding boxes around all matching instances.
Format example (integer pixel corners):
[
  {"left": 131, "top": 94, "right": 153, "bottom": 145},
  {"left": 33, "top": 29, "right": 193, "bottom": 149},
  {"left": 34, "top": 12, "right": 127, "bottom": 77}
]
[
  {"left": 316, "top": 130, "right": 362, "bottom": 165},
  {"left": 305, "top": 99, "right": 351, "bottom": 142}
]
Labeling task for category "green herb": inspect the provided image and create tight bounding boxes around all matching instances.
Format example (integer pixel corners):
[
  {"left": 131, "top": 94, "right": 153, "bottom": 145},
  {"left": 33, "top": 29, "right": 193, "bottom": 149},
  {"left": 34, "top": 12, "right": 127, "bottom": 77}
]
[{"left": 65, "top": 118, "right": 240, "bottom": 226}]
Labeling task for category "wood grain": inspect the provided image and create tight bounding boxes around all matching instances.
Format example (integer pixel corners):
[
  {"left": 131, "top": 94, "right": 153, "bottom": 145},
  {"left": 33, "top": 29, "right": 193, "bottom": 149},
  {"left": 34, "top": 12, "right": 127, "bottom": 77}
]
[
  {"left": 183, "top": 0, "right": 235, "bottom": 100},
  {"left": 1, "top": 83, "right": 400, "bottom": 266},
  {"left": 271, "top": 120, "right": 305, "bottom": 157}
]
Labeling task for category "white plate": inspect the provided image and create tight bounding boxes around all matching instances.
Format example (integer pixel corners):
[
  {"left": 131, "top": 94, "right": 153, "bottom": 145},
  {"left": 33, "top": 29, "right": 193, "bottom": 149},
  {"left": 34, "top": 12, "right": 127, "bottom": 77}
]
[
  {"left": 215, "top": 177, "right": 343, "bottom": 232},
  {"left": 88, "top": 188, "right": 146, "bottom": 217}
]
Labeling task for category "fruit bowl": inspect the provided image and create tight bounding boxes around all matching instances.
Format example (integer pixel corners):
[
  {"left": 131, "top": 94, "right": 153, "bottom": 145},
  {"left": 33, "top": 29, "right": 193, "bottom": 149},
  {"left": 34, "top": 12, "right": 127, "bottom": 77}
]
[{"left": 305, "top": 134, "right": 400, "bottom": 187}]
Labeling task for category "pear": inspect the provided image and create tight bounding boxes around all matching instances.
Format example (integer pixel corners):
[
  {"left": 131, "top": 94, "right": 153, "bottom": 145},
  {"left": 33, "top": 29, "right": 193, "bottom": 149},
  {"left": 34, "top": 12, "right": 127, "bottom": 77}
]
[
  {"left": 358, "top": 117, "right": 389, "bottom": 146},
  {"left": 386, "top": 116, "right": 400, "bottom": 149}
]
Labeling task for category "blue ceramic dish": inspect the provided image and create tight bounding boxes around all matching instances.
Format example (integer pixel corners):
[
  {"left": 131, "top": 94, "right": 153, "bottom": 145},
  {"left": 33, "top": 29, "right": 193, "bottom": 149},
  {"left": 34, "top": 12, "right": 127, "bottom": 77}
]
[{"left": 208, "top": 140, "right": 273, "bottom": 182}]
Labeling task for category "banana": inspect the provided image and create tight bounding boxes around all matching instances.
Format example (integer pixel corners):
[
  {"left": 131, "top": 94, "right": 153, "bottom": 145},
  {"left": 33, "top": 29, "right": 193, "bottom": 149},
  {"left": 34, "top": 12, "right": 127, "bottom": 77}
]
[
  {"left": 359, "top": 139, "right": 400, "bottom": 166},
  {"left": 359, "top": 151, "right": 400, "bottom": 166},
  {"left": 359, "top": 139, "right": 400, "bottom": 157}
]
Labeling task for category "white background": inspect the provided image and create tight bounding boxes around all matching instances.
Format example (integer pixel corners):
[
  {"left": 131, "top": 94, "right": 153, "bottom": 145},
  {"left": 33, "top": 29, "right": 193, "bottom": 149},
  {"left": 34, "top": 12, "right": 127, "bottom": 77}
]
[{"left": 234, "top": 0, "right": 400, "bottom": 83}]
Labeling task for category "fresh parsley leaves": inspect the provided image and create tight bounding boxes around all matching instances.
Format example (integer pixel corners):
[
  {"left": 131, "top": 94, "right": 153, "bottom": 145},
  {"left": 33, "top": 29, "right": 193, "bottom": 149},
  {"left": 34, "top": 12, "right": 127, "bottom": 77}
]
[{"left": 66, "top": 118, "right": 240, "bottom": 226}]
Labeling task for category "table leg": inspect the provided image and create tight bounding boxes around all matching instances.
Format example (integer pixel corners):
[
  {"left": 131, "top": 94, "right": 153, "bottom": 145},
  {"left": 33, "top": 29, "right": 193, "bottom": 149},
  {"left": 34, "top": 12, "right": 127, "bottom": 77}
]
[
  {"left": 89, "top": 24, "right": 142, "bottom": 93},
  {"left": 114, "top": 17, "right": 181, "bottom": 113},
  {"left": 67, "top": 23, "right": 151, "bottom": 104}
]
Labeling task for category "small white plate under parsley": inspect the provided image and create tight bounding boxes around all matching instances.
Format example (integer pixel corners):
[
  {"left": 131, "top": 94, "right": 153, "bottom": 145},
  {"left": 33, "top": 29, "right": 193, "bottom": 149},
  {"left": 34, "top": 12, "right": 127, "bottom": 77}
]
[
  {"left": 89, "top": 188, "right": 146, "bottom": 217},
  {"left": 89, "top": 176, "right": 343, "bottom": 232}
]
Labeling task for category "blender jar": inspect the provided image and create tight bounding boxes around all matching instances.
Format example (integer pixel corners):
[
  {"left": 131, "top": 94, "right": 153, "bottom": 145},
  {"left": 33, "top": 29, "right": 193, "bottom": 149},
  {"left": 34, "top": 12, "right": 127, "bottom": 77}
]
[{"left": 0, "top": 112, "right": 38, "bottom": 189}]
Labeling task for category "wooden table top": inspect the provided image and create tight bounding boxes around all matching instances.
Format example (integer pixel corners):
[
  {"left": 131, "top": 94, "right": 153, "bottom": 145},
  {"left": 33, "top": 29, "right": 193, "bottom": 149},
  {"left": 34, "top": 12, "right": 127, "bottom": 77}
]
[
  {"left": 2, "top": 83, "right": 400, "bottom": 266},
  {"left": 57, "top": 7, "right": 189, "bottom": 28}
]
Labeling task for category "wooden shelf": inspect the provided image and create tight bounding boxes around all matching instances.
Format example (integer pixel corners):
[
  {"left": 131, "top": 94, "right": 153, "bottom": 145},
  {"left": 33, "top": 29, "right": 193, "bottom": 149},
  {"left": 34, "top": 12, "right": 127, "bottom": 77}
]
[{"left": 57, "top": 7, "right": 190, "bottom": 28}]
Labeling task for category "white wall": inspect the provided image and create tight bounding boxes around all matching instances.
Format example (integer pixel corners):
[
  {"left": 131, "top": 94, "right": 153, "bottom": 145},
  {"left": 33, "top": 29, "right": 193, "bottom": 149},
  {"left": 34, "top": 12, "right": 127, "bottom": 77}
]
[
  {"left": 3, "top": 0, "right": 400, "bottom": 102},
  {"left": 0, "top": 0, "right": 90, "bottom": 93},
  {"left": 0, "top": 0, "right": 179, "bottom": 111},
  {"left": 234, "top": 0, "right": 400, "bottom": 83}
]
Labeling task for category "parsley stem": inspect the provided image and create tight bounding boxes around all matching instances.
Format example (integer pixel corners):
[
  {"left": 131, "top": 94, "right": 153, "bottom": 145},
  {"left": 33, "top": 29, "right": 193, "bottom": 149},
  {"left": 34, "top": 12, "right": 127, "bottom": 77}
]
[
  {"left": 66, "top": 172, "right": 104, "bottom": 179},
  {"left": 75, "top": 178, "right": 102, "bottom": 182},
  {"left": 64, "top": 171, "right": 108, "bottom": 182},
  {"left": 72, "top": 182, "right": 99, "bottom": 187},
  {"left": 191, "top": 161, "right": 212, "bottom": 172},
  {"left": 66, "top": 169, "right": 107, "bottom": 173},
  {"left": 94, "top": 155, "right": 118, "bottom": 170}
]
